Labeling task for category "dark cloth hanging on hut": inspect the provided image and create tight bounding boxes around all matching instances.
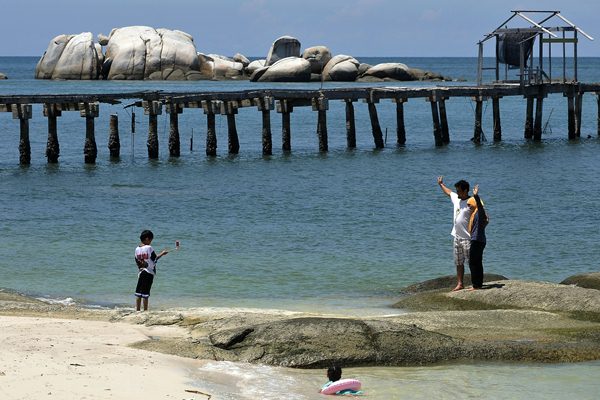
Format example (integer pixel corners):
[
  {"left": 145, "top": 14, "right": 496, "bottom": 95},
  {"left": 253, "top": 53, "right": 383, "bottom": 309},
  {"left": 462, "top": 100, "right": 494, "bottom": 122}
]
[{"left": 496, "top": 31, "right": 536, "bottom": 67}]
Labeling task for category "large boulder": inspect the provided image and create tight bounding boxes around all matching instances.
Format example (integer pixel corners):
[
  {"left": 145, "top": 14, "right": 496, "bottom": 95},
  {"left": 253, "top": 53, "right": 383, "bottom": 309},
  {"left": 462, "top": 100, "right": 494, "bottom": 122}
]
[
  {"left": 362, "top": 62, "right": 415, "bottom": 81},
  {"left": 233, "top": 53, "right": 250, "bottom": 67},
  {"left": 322, "top": 55, "right": 360, "bottom": 81},
  {"left": 256, "top": 57, "right": 311, "bottom": 82},
  {"left": 302, "top": 46, "right": 332, "bottom": 74},
  {"left": 36, "top": 33, "right": 101, "bottom": 80},
  {"left": 246, "top": 59, "right": 266, "bottom": 75},
  {"left": 0, "top": 72, "right": 7, "bottom": 79},
  {"left": 265, "top": 36, "right": 301, "bottom": 66},
  {"left": 561, "top": 272, "right": 600, "bottom": 291},
  {"left": 103, "top": 26, "right": 201, "bottom": 80},
  {"left": 209, "top": 54, "right": 245, "bottom": 79}
]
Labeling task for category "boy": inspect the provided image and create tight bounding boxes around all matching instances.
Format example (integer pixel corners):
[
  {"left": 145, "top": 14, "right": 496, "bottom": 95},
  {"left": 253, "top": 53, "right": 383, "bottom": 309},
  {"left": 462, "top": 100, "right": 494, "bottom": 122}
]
[
  {"left": 437, "top": 176, "right": 472, "bottom": 291},
  {"left": 134, "top": 230, "right": 168, "bottom": 311}
]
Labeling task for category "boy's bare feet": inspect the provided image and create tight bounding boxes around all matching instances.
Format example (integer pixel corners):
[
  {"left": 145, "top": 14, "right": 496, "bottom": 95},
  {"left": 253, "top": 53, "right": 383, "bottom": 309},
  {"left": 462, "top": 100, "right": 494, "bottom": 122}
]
[{"left": 452, "top": 285, "right": 464, "bottom": 291}]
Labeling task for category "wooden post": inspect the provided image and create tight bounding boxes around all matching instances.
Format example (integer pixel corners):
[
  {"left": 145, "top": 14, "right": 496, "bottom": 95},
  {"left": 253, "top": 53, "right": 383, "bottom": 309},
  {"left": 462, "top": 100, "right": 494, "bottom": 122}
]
[
  {"left": 567, "top": 94, "right": 576, "bottom": 139},
  {"left": 533, "top": 96, "right": 544, "bottom": 141},
  {"left": 313, "top": 97, "right": 329, "bottom": 152},
  {"left": 394, "top": 98, "right": 406, "bottom": 146},
  {"left": 202, "top": 100, "right": 217, "bottom": 156},
  {"left": 224, "top": 102, "right": 240, "bottom": 154},
  {"left": 108, "top": 114, "right": 120, "bottom": 158},
  {"left": 143, "top": 100, "right": 162, "bottom": 159},
  {"left": 367, "top": 101, "right": 384, "bottom": 148},
  {"left": 166, "top": 102, "right": 183, "bottom": 157},
  {"left": 256, "top": 96, "right": 273, "bottom": 156},
  {"left": 492, "top": 96, "right": 502, "bottom": 142},
  {"left": 345, "top": 99, "right": 356, "bottom": 149},
  {"left": 12, "top": 104, "right": 32, "bottom": 165},
  {"left": 43, "top": 103, "right": 61, "bottom": 163},
  {"left": 277, "top": 100, "right": 292, "bottom": 153},
  {"left": 428, "top": 97, "right": 443, "bottom": 146},
  {"left": 473, "top": 96, "right": 483, "bottom": 144},
  {"left": 524, "top": 96, "right": 534, "bottom": 139},
  {"left": 80, "top": 102, "right": 99, "bottom": 164},
  {"left": 438, "top": 97, "right": 450, "bottom": 144}
]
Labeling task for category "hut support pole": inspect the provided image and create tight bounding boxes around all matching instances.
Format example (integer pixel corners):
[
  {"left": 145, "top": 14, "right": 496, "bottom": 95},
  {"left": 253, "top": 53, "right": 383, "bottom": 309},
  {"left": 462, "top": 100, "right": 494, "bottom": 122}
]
[
  {"left": 277, "top": 100, "right": 292, "bottom": 153},
  {"left": 80, "top": 102, "right": 99, "bottom": 164},
  {"left": 428, "top": 97, "right": 443, "bottom": 146},
  {"left": 533, "top": 96, "right": 544, "bottom": 141},
  {"left": 575, "top": 92, "right": 583, "bottom": 138},
  {"left": 224, "top": 102, "right": 240, "bottom": 154},
  {"left": 12, "top": 104, "right": 32, "bottom": 165},
  {"left": 143, "top": 100, "right": 162, "bottom": 159},
  {"left": 313, "top": 97, "right": 329, "bottom": 152},
  {"left": 257, "top": 96, "right": 273, "bottom": 156},
  {"left": 492, "top": 96, "right": 502, "bottom": 142},
  {"left": 202, "top": 101, "right": 217, "bottom": 156},
  {"left": 43, "top": 103, "right": 61, "bottom": 163},
  {"left": 473, "top": 97, "right": 484, "bottom": 144},
  {"left": 524, "top": 96, "right": 534, "bottom": 139},
  {"left": 108, "top": 114, "right": 120, "bottom": 158},
  {"left": 345, "top": 100, "right": 356, "bottom": 149},
  {"left": 367, "top": 101, "right": 384, "bottom": 148},
  {"left": 394, "top": 98, "right": 407, "bottom": 146},
  {"left": 566, "top": 94, "right": 576, "bottom": 139},
  {"left": 167, "top": 103, "right": 183, "bottom": 157}
]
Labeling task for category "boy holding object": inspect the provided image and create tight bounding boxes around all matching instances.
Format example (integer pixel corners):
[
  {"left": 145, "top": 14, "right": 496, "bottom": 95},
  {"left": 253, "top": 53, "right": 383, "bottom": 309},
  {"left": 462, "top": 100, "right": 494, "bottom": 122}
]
[{"left": 134, "top": 230, "right": 168, "bottom": 311}]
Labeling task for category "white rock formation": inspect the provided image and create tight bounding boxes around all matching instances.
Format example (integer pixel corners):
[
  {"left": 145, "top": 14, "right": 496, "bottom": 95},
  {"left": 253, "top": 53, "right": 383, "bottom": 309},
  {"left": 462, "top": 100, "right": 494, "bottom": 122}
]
[
  {"left": 265, "top": 36, "right": 301, "bottom": 66},
  {"left": 36, "top": 33, "right": 101, "bottom": 80}
]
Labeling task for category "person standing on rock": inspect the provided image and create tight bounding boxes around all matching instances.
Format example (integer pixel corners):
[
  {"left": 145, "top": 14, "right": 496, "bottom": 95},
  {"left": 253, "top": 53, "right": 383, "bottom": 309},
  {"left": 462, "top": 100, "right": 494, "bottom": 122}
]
[
  {"left": 437, "top": 176, "right": 472, "bottom": 291},
  {"left": 467, "top": 185, "right": 488, "bottom": 290}
]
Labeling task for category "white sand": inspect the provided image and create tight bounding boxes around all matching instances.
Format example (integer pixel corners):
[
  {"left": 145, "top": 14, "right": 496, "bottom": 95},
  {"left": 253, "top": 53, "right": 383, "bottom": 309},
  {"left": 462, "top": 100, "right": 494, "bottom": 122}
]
[{"left": 0, "top": 315, "right": 210, "bottom": 400}]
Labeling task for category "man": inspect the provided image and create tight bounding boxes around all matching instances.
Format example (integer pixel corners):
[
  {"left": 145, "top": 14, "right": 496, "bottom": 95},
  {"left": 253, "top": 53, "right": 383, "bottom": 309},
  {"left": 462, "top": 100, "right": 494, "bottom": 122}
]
[{"left": 437, "top": 176, "right": 472, "bottom": 291}]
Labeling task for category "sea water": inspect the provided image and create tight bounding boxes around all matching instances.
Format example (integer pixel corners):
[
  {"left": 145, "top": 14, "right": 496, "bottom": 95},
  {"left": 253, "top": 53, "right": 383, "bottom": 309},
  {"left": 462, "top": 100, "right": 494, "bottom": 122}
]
[{"left": 1, "top": 57, "right": 599, "bottom": 397}]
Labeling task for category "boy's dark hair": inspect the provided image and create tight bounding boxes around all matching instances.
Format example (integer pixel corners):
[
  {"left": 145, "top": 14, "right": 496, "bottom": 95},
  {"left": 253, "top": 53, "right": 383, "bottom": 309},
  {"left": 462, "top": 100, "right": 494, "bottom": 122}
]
[
  {"left": 140, "top": 230, "right": 154, "bottom": 242},
  {"left": 327, "top": 365, "right": 342, "bottom": 382},
  {"left": 454, "top": 180, "right": 470, "bottom": 192}
]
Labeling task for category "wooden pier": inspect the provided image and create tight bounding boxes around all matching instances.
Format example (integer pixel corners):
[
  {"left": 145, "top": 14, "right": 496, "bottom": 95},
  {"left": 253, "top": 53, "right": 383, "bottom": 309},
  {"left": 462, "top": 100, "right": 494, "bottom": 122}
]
[{"left": 1, "top": 82, "right": 600, "bottom": 164}]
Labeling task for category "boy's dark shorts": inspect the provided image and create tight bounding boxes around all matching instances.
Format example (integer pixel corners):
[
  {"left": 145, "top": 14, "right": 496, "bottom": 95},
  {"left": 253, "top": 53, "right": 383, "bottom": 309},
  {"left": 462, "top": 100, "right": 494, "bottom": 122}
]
[{"left": 135, "top": 270, "right": 154, "bottom": 298}]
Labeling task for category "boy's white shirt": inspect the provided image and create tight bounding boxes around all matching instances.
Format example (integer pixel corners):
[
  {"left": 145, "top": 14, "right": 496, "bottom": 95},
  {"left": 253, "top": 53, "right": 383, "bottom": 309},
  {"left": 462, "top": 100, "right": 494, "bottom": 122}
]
[
  {"left": 450, "top": 192, "right": 471, "bottom": 240},
  {"left": 135, "top": 244, "right": 157, "bottom": 275}
]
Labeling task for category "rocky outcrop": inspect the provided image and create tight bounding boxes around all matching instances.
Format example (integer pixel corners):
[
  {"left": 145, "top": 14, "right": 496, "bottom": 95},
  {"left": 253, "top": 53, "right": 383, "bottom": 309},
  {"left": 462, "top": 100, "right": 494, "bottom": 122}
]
[
  {"left": 36, "top": 32, "right": 101, "bottom": 80},
  {"left": 402, "top": 273, "right": 509, "bottom": 293},
  {"left": 561, "top": 272, "right": 600, "bottom": 290},
  {"left": 246, "top": 59, "right": 266, "bottom": 75},
  {"left": 103, "top": 26, "right": 201, "bottom": 80},
  {"left": 265, "top": 36, "right": 301, "bottom": 66},
  {"left": 361, "top": 62, "right": 415, "bottom": 81},
  {"left": 322, "top": 55, "right": 360, "bottom": 81},
  {"left": 0, "top": 72, "right": 7, "bottom": 79},
  {"left": 3, "top": 277, "right": 600, "bottom": 368},
  {"left": 302, "top": 46, "right": 332, "bottom": 74},
  {"left": 255, "top": 57, "right": 311, "bottom": 82}
]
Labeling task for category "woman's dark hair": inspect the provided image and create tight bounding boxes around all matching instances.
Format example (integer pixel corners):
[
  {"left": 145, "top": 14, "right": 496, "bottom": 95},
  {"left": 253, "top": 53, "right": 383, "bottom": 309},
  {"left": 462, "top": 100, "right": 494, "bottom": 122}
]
[
  {"left": 140, "top": 230, "right": 154, "bottom": 242},
  {"left": 327, "top": 365, "right": 342, "bottom": 382}
]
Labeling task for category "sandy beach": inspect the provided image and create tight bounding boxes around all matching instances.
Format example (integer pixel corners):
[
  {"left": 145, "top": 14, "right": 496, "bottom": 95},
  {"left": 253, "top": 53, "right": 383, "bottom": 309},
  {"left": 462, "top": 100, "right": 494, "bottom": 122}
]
[{"left": 0, "top": 315, "right": 210, "bottom": 400}]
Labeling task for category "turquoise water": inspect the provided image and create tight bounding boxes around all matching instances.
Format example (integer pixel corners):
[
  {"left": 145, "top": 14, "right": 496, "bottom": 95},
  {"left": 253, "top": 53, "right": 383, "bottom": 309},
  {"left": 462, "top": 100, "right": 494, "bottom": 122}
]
[{"left": 2, "top": 56, "right": 600, "bottom": 398}]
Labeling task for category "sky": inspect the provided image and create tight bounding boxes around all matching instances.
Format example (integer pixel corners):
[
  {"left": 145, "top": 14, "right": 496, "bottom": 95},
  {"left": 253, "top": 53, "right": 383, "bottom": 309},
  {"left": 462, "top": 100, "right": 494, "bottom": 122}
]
[{"left": 1, "top": 0, "right": 599, "bottom": 57}]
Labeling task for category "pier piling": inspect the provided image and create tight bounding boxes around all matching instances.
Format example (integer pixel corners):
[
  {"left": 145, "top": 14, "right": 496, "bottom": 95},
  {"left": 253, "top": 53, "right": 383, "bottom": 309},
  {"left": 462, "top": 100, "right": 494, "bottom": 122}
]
[
  {"left": 108, "top": 114, "right": 120, "bottom": 158},
  {"left": 438, "top": 97, "right": 450, "bottom": 144},
  {"left": 224, "top": 102, "right": 240, "bottom": 155},
  {"left": 256, "top": 97, "right": 273, "bottom": 156},
  {"left": 313, "top": 97, "right": 329, "bottom": 152},
  {"left": 345, "top": 99, "right": 356, "bottom": 149},
  {"left": 202, "top": 100, "right": 217, "bottom": 157},
  {"left": 167, "top": 103, "right": 183, "bottom": 157},
  {"left": 524, "top": 96, "right": 534, "bottom": 139},
  {"left": 277, "top": 100, "right": 292, "bottom": 152},
  {"left": 393, "top": 98, "right": 406, "bottom": 146},
  {"left": 473, "top": 96, "right": 484, "bottom": 143},
  {"left": 533, "top": 96, "right": 545, "bottom": 141},
  {"left": 43, "top": 103, "right": 61, "bottom": 163},
  {"left": 143, "top": 100, "right": 162, "bottom": 159},
  {"left": 12, "top": 104, "right": 32, "bottom": 165},
  {"left": 428, "top": 97, "right": 443, "bottom": 146},
  {"left": 80, "top": 102, "right": 99, "bottom": 164},
  {"left": 366, "top": 100, "right": 384, "bottom": 149}
]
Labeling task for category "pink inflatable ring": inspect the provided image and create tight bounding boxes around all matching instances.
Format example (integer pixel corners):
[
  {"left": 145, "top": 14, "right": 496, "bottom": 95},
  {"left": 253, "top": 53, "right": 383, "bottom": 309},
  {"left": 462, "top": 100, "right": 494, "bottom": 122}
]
[{"left": 321, "top": 378, "right": 362, "bottom": 395}]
